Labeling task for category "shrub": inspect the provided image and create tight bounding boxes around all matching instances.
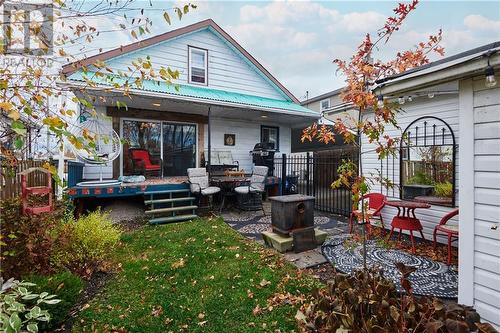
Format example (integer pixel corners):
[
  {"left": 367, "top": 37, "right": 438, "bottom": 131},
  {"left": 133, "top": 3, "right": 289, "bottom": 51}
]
[
  {"left": 435, "top": 181, "right": 453, "bottom": 198},
  {"left": 53, "top": 210, "right": 121, "bottom": 277},
  {"left": 24, "top": 271, "right": 83, "bottom": 330},
  {"left": 296, "top": 265, "right": 497, "bottom": 333},
  {"left": 0, "top": 198, "right": 69, "bottom": 278},
  {"left": 0, "top": 277, "right": 61, "bottom": 333},
  {"left": 406, "top": 171, "right": 434, "bottom": 185}
]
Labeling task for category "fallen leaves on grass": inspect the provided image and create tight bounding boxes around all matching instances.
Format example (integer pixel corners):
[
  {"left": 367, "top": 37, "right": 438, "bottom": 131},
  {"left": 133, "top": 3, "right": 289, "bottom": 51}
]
[
  {"left": 171, "top": 258, "right": 185, "bottom": 269},
  {"left": 151, "top": 305, "right": 163, "bottom": 317},
  {"left": 259, "top": 279, "right": 271, "bottom": 287}
]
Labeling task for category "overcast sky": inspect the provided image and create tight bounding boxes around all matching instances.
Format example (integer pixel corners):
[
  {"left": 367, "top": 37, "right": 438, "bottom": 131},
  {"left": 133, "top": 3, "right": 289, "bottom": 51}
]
[{"left": 74, "top": 0, "right": 500, "bottom": 100}]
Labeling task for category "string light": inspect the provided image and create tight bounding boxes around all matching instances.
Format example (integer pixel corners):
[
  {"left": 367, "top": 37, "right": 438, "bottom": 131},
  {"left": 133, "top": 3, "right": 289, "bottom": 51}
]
[
  {"left": 377, "top": 95, "right": 384, "bottom": 107},
  {"left": 485, "top": 63, "right": 497, "bottom": 88}
]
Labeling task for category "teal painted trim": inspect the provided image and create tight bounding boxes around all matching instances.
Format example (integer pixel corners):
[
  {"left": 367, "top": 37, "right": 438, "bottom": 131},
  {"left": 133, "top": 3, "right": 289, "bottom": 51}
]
[{"left": 67, "top": 71, "right": 316, "bottom": 115}]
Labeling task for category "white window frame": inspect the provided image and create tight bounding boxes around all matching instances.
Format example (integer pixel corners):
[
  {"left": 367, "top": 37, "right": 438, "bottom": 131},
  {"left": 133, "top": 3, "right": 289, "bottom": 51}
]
[
  {"left": 320, "top": 98, "right": 331, "bottom": 111},
  {"left": 188, "top": 46, "right": 208, "bottom": 85}
]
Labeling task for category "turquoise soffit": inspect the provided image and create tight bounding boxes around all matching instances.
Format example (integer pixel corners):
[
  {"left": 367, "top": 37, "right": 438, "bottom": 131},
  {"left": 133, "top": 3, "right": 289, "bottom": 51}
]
[{"left": 67, "top": 71, "right": 317, "bottom": 116}]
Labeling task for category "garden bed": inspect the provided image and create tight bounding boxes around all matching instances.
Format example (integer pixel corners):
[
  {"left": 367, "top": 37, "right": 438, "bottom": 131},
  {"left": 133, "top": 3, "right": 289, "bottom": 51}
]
[{"left": 69, "top": 217, "right": 320, "bottom": 332}]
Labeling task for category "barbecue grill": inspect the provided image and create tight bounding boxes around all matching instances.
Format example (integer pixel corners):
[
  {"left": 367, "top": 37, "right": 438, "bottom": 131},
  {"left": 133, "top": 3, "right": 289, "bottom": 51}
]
[{"left": 250, "top": 142, "right": 276, "bottom": 176}]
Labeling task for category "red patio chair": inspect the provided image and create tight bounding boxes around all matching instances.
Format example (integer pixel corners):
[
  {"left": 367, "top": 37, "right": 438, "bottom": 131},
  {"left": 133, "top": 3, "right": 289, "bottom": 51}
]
[
  {"left": 349, "top": 193, "right": 386, "bottom": 239},
  {"left": 129, "top": 149, "right": 161, "bottom": 176},
  {"left": 433, "top": 208, "right": 459, "bottom": 265}
]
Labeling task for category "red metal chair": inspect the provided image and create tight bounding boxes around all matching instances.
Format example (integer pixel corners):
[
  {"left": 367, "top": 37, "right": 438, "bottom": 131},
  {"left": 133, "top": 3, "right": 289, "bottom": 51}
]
[
  {"left": 129, "top": 149, "right": 161, "bottom": 176},
  {"left": 433, "top": 208, "right": 459, "bottom": 265},
  {"left": 349, "top": 193, "right": 386, "bottom": 239}
]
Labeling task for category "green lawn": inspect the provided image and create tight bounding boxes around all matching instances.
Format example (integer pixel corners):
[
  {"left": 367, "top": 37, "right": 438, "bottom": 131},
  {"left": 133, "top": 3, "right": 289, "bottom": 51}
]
[{"left": 71, "top": 217, "right": 320, "bottom": 332}]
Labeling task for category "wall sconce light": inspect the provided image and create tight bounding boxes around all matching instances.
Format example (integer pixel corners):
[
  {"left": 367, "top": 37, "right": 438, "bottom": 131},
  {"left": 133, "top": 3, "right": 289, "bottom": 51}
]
[
  {"left": 398, "top": 96, "right": 405, "bottom": 105},
  {"left": 428, "top": 92, "right": 435, "bottom": 98},
  {"left": 407, "top": 96, "right": 413, "bottom": 102}
]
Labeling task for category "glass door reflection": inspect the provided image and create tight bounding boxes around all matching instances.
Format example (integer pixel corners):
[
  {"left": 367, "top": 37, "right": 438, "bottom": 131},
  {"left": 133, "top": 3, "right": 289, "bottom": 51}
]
[{"left": 162, "top": 123, "right": 196, "bottom": 176}]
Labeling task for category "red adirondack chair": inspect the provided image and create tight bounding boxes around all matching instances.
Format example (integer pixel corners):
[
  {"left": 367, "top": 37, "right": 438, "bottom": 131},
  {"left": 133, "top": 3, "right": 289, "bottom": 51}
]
[
  {"left": 433, "top": 208, "right": 459, "bottom": 265},
  {"left": 129, "top": 149, "right": 161, "bottom": 176},
  {"left": 349, "top": 193, "right": 386, "bottom": 239},
  {"left": 20, "top": 167, "right": 53, "bottom": 215}
]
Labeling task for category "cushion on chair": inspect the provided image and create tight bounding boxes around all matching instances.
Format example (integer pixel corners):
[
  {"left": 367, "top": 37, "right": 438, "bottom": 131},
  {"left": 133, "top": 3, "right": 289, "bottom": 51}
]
[
  {"left": 201, "top": 186, "right": 220, "bottom": 196},
  {"left": 234, "top": 185, "right": 262, "bottom": 194},
  {"left": 249, "top": 166, "right": 268, "bottom": 192},
  {"left": 187, "top": 168, "right": 209, "bottom": 193},
  {"left": 437, "top": 224, "right": 459, "bottom": 233}
]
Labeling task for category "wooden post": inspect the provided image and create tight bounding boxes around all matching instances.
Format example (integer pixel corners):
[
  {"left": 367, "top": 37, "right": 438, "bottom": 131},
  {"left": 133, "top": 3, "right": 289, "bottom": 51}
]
[{"left": 207, "top": 106, "right": 211, "bottom": 178}]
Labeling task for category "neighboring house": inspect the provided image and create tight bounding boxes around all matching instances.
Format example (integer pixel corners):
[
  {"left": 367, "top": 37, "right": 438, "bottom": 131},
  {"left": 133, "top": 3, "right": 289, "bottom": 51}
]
[
  {"left": 370, "top": 41, "right": 500, "bottom": 328},
  {"left": 294, "top": 88, "right": 356, "bottom": 153},
  {"left": 59, "top": 19, "right": 318, "bottom": 180}
]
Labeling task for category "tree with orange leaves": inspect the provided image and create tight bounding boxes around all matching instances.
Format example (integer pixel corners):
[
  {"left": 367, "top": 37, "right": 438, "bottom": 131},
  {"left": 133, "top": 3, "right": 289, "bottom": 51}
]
[{"left": 302, "top": 0, "right": 444, "bottom": 267}]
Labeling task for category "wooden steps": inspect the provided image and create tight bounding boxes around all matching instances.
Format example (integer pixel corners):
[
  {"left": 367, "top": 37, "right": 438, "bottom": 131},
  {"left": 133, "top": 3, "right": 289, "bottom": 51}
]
[{"left": 143, "top": 188, "right": 197, "bottom": 225}]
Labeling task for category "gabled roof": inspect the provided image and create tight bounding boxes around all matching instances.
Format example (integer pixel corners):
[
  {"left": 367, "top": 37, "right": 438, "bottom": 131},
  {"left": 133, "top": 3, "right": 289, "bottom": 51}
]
[{"left": 62, "top": 19, "right": 299, "bottom": 103}]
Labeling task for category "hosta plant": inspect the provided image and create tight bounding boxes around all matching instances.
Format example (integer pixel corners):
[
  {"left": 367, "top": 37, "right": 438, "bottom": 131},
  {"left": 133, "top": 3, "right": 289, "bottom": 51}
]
[
  {"left": 296, "top": 265, "right": 498, "bottom": 333},
  {"left": 0, "top": 278, "right": 60, "bottom": 333}
]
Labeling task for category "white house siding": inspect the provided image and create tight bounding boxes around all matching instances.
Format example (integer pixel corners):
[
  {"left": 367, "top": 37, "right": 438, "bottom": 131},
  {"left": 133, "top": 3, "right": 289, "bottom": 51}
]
[
  {"left": 99, "top": 29, "right": 287, "bottom": 101},
  {"left": 470, "top": 75, "right": 500, "bottom": 328},
  {"left": 204, "top": 118, "right": 291, "bottom": 172},
  {"left": 361, "top": 82, "right": 460, "bottom": 242}
]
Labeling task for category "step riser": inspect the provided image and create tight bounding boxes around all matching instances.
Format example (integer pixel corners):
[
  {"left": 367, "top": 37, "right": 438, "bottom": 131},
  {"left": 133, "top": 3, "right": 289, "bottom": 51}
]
[
  {"left": 144, "top": 197, "right": 196, "bottom": 205},
  {"left": 146, "top": 205, "right": 197, "bottom": 215},
  {"left": 148, "top": 214, "right": 198, "bottom": 225}
]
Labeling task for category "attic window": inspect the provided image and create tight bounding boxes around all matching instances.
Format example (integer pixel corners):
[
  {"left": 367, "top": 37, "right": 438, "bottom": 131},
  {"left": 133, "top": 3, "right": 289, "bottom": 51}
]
[
  {"left": 320, "top": 99, "right": 330, "bottom": 111},
  {"left": 189, "top": 46, "right": 207, "bottom": 85}
]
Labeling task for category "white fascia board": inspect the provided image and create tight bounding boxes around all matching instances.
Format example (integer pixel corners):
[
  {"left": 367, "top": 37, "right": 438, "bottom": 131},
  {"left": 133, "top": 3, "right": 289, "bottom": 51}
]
[
  {"left": 374, "top": 49, "right": 500, "bottom": 95},
  {"left": 57, "top": 81, "right": 320, "bottom": 119}
]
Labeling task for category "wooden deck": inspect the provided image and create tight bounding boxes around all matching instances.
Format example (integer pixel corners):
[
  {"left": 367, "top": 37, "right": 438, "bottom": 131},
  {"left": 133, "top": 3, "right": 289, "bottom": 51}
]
[{"left": 67, "top": 177, "right": 188, "bottom": 199}]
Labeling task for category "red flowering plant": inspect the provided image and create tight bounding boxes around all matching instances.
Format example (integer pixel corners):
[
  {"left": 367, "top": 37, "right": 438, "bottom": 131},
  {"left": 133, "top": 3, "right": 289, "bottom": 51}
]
[{"left": 302, "top": 0, "right": 445, "bottom": 266}]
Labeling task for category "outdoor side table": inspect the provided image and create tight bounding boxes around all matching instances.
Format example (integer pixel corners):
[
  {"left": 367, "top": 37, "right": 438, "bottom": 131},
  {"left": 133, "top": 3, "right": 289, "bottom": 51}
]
[
  {"left": 385, "top": 200, "right": 431, "bottom": 253},
  {"left": 211, "top": 176, "right": 249, "bottom": 212}
]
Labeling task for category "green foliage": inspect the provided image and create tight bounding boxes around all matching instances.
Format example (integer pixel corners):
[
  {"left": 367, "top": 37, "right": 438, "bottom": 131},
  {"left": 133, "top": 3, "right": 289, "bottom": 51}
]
[
  {"left": 296, "top": 266, "right": 496, "bottom": 333},
  {"left": 1, "top": 198, "right": 119, "bottom": 279},
  {"left": 0, "top": 277, "right": 61, "bottom": 333},
  {"left": 435, "top": 181, "right": 453, "bottom": 198},
  {"left": 407, "top": 171, "right": 434, "bottom": 185},
  {"left": 52, "top": 210, "right": 121, "bottom": 276},
  {"left": 0, "top": 198, "right": 69, "bottom": 278},
  {"left": 23, "top": 272, "right": 83, "bottom": 330}
]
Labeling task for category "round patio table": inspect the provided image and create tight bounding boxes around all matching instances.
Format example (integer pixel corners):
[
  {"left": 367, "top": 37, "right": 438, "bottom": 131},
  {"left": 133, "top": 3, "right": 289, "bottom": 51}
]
[
  {"left": 211, "top": 176, "right": 249, "bottom": 212},
  {"left": 385, "top": 200, "right": 431, "bottom": 254}
]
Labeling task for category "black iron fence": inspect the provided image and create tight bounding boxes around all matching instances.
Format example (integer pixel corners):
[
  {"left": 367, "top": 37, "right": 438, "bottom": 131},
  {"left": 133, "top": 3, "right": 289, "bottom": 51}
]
[{"left": 273, "top": 149, "right": 358, "bottom": 217}]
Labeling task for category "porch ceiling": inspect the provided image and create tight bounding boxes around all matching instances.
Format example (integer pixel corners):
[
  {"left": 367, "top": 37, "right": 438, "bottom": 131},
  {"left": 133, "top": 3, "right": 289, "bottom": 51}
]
[{"left": 70, "top": 87, "right": 319, "bottom": 128}]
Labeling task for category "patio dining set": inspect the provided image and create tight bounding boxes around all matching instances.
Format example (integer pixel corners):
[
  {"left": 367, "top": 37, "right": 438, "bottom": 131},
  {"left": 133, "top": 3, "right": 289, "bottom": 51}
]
[
  {"left": 186, "top": 165, "right": 270, "bottom": 216},
  {"left": 348, "top": 192, "right": 459, "bottom": 265}
]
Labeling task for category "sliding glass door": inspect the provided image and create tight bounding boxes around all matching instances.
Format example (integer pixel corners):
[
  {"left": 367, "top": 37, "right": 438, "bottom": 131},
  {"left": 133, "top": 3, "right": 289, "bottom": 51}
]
[
  {"left": 162, "top": 123, "right": 196, "bottom": 176},
  {"left": 121, "top": 119, "right": 196, "bottom": 177}
]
